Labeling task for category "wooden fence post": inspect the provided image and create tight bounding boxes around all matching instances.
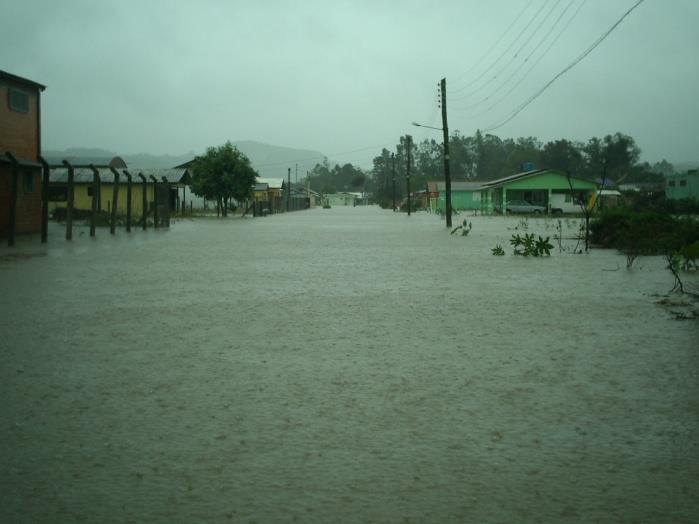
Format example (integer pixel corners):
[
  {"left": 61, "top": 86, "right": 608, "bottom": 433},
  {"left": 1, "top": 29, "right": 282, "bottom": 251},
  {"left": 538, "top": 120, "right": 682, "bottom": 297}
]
[
  {"left": 39, "top": 156, "right": 50, "bottom": 243},
  {"left": 123, "top": 170, "right": 132, "bottom": 232},
  {"left": 61, "top": 160, "right": 74, "bottom": 240},
  {"left": 138, "top": 172, "right": 147, "bottom": 230},
  {"left": 109, "top": 167, "right": 120, "bottom": 234},
  {"left": 150, "top": 175, "right": 159, "bottom": 228},
  {"left": 89, "top": 164, "right": 100, "bottom": 237},
  {"left": 161, "top": 176, "right": 170, "bottom": 227},
  {"left": 5, "top": 152, "right": 19, "bottom": 247}
]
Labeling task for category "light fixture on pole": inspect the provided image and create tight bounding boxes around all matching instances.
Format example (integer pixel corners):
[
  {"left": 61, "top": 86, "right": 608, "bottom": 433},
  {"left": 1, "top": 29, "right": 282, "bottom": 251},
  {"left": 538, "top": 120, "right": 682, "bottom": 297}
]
[{"left": 412, "top": 117, "right": 452, "bottom": 227}]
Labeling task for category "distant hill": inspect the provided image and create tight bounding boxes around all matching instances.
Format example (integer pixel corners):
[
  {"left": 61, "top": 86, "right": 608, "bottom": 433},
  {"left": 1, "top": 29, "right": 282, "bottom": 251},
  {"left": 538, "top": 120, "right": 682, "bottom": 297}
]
[{"left": 44, "top": 141, "right": 330, "bottom": 178}]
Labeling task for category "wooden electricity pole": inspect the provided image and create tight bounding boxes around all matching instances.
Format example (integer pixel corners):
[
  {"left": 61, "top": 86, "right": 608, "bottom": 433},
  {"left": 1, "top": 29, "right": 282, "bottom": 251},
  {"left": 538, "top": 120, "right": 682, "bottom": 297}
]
[
  {"left": 406, "top": 135, "right": 412, "bottom": 217},
  {"left": 440, "top": 78, "right": 452, "bottom": 228},
  {"left": 391, "top": 153, "right": 396, "bottom": 211}
]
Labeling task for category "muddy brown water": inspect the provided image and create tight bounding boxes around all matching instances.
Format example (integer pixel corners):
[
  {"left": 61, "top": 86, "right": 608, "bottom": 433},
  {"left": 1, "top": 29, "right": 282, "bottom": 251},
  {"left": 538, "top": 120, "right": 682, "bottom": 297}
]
[{"left": 1, "top": 207, "right": 697, "bottom": 523}]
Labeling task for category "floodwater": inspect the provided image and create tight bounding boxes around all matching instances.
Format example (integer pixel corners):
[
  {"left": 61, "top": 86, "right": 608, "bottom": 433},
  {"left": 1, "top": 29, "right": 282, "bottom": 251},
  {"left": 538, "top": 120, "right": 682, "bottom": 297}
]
[{"left": 1, "top": 207, "right": 697, "bottom": 523}]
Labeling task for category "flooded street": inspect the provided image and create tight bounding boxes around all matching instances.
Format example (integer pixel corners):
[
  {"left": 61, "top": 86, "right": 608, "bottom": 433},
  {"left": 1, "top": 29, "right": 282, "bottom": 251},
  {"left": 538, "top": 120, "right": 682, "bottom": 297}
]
[{"left": 1, "top": 206, "right": 697, "bottom": 523}]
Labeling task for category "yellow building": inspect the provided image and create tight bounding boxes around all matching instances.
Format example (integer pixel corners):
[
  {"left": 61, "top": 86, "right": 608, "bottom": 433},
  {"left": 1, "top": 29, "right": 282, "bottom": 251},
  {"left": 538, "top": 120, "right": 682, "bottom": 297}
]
[{"left": 49, "top": 167, "right": 191, "bottom": 217}]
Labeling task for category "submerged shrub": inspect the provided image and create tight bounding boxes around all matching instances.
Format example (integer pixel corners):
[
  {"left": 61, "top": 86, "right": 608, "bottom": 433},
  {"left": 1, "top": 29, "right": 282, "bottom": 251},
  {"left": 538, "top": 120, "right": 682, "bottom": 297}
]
[{"left": 491, "top": 244, "right": 505, "bottom": 256}]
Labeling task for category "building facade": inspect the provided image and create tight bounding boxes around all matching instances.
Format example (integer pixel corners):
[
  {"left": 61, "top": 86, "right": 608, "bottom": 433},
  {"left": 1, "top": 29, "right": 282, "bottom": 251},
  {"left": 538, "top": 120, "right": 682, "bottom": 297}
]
[
  {"left": 666, "top": 170, "right": 699, "bottom": 201},
  {"left": 433, "top": 169, "right": 599, "bottom": 215},
  {"left": 0, "top": 70, "right": 46, "bottom": 238}
]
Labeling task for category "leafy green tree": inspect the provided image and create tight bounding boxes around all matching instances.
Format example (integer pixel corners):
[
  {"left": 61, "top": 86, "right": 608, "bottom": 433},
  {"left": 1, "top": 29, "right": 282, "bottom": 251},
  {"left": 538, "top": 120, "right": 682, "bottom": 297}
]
[
  {"left": 541, "top": 139, "right": 583, "bottom": 173},
  {"left": 369, "top": 148, "right": 393, "bottom": 206},
  {"left": 191, "top": 141, "right": 258, "bottom": 216},
  {"left": 351, "top": 173, "right": 367, "bottom": 190},
  {"left": 652, "top": 159, "right": 675, "bottom": 176},
  {"left": 307, "top": 158, "right": 366, "bottom": 195}
]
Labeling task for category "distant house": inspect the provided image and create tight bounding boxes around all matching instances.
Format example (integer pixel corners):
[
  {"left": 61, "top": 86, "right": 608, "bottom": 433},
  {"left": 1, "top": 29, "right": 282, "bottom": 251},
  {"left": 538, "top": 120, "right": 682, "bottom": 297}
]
[
  {"left": 433, "top": 181, "right": 484, "bottom": 211},
  {"left": 254, "top": 177, "right": 284, "bottom": 203},
  {"left": 433, "top": 169, "right": 598, "bottom": 215},
  {"left": 324, "top": 192, "right": 356, "bottom": 206},
  {"left": 0, "top": 70, "right": 46, "bottom": 240},
  {"left": 665, "top": 170, "right": 699, "bottom": 201},
  {"left": 618, "top": 181, "right": 665, "bottom": 194}
]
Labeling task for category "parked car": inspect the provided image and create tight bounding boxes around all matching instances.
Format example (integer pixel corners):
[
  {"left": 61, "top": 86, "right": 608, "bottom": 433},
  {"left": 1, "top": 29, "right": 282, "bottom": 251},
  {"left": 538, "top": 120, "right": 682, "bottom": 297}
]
[{"left": 496, "top": 200, "right": 546, "bottom": 214}]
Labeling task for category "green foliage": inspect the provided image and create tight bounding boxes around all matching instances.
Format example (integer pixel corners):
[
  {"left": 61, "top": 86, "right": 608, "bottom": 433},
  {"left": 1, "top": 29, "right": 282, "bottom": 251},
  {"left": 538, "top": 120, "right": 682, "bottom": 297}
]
[
  {"left": 351, "top": 173, "right": 367, "bottom": 189},
  {"left": 191, "top": 142, "right": 258, "bottom": 216},
  {"left": 491, "top": 244, "right": 505, "bottom": 256},
  {"left": 590, "top": 208, "right": 698, "bottom": 254},
  {"left": 369, "top": 130, "right": 657, "bottom": 186},
  {"left": 622, "top": 192, "right": 699, "bottom": 214},
  {"left": 591, "top": 208, "right": 699, "bottom": 291},
  {"left": 307, "top": 159, "right": 366, "bottom": 195},
  {"left": 510, "top": 233, "right": 553, "bottom": 257},
  {"left": 678, "top": 240, "right": 699, "bottom": 270}
]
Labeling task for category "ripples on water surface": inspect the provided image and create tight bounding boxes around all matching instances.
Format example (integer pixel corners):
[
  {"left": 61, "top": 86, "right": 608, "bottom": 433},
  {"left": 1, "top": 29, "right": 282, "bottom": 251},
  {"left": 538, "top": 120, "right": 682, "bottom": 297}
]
[{"left": 1, "top": 207, "right": 697, "bottom": 523}]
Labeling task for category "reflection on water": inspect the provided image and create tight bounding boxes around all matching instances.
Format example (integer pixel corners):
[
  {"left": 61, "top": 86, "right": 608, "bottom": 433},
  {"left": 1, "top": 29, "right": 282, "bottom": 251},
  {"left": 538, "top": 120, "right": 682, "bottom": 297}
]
[{"left": 1, "top": 208, "right": 697, "bottom": 523}]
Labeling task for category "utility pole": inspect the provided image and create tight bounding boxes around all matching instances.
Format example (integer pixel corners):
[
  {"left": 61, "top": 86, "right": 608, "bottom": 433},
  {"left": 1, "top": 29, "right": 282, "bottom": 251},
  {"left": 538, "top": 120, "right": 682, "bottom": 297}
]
[
  {"left": 440, "top": 78, "right": 452, "bottom": 228},
  {"left": 391, "top": 153, "right": 396, "bottom": 211},
  {"left": 295, "top": 163, "right": 298, "bottom": 184},
  {"left": 287, "top": 167, "right": 291, "bottom": 212},
  {"left": 406, "top": 135, "right": 412, "bottom": 217}
]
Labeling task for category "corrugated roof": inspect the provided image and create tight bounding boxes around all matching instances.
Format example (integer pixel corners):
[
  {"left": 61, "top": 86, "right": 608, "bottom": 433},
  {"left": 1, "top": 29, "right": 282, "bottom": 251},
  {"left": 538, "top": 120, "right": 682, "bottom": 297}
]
[
  {"left": 481, "top": 169, "right": 595, "bottom": 188},
  {"left": 480, "top": 169, "right": 549, "bottom": 188},
  {"left": 257, "top": 177, "right": 284, "bottom": 189},
  {"left": 435, "top": 181, "right": 484, "bottom": 191}
]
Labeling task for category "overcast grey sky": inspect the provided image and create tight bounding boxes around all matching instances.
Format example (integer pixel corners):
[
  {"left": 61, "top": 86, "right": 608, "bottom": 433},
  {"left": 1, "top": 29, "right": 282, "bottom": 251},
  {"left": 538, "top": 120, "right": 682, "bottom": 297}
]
[{"left": 2, "top": 0, "right": 698, "bottom": 166}]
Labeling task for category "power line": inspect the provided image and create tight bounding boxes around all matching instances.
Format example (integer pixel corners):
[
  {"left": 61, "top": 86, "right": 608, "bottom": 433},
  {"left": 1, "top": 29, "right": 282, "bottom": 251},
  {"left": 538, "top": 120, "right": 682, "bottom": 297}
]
[
  {"left": 482, "top": 0, "right": 645, "bottom": 132},
  {"left": 453, "top": 0, "right": 584, "bottom": 116},
  {"left": 450, "top": 0, "right": 563, "bottom": 102},
  {"left": 253, "top": 143, "right": 392, "bottom": 169},
  {"left": 451, "top": 0, "right": 534, "bottom": 86},
  {"left": 449, "top": 0, "right": 553, "bottom": 94}
]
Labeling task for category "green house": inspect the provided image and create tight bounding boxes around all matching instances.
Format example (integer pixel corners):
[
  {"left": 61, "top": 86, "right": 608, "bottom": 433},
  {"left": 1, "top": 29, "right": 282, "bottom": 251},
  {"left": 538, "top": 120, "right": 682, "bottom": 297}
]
[
  {"left": 666, "top": 170, "right": 699, "bottom": 201},
  {"left": 433, "top": 182, "right": 484, "bottom": 211},
  {"left": 435, "top": 169, "right": 598, "bottom": 214}
]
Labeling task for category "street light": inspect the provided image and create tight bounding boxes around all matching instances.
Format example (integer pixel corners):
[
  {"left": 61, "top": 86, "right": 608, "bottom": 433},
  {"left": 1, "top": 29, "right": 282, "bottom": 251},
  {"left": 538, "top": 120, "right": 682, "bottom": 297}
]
[
  {"left": 412, "top": 120, "right": 452, "bottom": 227},
  {"left": 411, "top": 122, "right": 443, "bottom": 131}
]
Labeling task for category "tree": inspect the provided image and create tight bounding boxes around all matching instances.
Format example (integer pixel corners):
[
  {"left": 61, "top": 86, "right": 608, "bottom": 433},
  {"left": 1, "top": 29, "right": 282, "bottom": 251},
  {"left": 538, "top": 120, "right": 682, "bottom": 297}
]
[
  {"left": 351, "top": 173, "right": 366, "bottom": 190},
  {"left": 652, "top": 159, "right": 675, "bottom": 176},
  {"left": 307, "top": 159, "right": 365, "bottom": 195},
  {"left": 601, "top": 132, "right": 640, "bottom": 182},
  {"left": 191, "top": 142, "right": 258, "bottom": 216},
  {"left": 541, "top": 139, "right": 583, "bottom": 174}
]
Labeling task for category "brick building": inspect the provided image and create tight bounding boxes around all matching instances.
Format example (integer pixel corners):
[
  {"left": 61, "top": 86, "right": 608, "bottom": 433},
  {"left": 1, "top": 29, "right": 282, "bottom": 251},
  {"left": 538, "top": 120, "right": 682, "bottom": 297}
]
[{"left": 0, "top": 70, "right": 46, "bottom": 239}]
